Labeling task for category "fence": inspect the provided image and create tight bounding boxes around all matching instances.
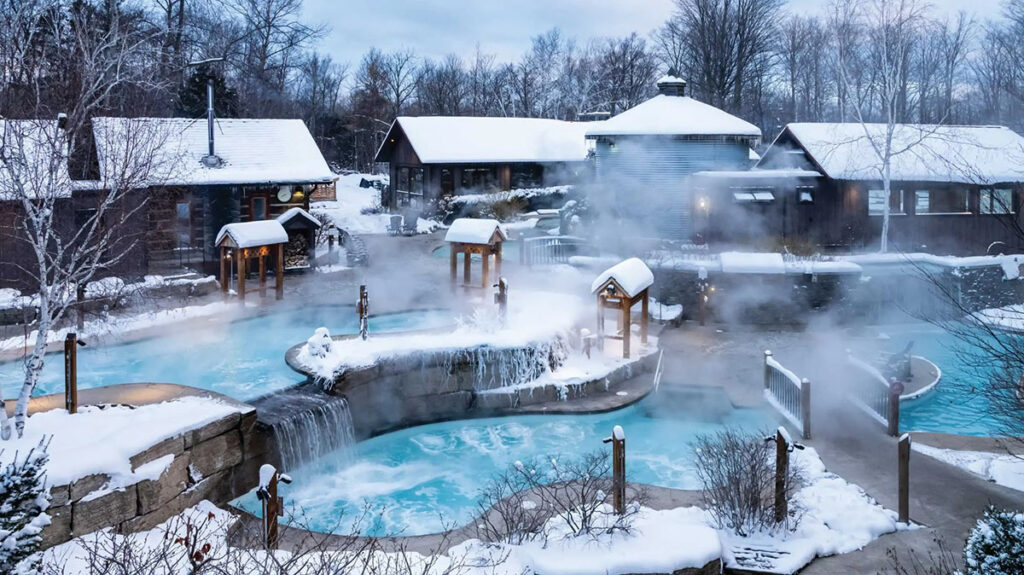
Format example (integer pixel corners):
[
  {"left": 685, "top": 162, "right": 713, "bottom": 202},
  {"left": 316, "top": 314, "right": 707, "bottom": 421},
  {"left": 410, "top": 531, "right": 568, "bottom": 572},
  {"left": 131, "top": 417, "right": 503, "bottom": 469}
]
[
  {"left": 762, "top": 350, "right": 811, "bottom": 439},
  {"left": 846, "top": 353, "right": 900, "bottom": 435},
  {"left": 521, "top": 236, "right": 589, "bottom": 266}
]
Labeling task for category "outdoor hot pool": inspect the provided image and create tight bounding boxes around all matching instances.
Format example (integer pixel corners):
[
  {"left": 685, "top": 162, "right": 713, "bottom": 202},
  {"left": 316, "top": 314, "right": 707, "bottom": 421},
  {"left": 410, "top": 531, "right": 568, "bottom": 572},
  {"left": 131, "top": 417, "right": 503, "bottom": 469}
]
[
  {"left": 0, "top": 306, "right": 452, "bottom": 401},
  {"left": 231, "top": 399, "right": 777, "bottom": 537}
]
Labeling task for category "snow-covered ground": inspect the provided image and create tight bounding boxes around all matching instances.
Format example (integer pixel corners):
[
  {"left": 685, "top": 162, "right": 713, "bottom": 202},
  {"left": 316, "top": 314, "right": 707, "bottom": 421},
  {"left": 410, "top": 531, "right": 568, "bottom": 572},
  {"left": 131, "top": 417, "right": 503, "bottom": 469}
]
[
  {"left": 648, "top": 297, "right": 683, "bottom": 322},
  {"left": 299, "top": 290, "right": 585, "bottom": 379},
  {"left": 41, "top": 445, "right": 904, "bottom": 575},
  {"left": 311, "top": 173, "right": 441, "bottom": 235},
  {"left": 0, "top": 398, "right": 249, "bottom": 490},
  {"left": 973, "top": 303, "right": 1024, "bottom": 333},
  {"left": 914, "top": 443, "right": 1024, "bottom": 492},
  {"left": 0, "top": 301, "right": 236, "bottom": 353}
]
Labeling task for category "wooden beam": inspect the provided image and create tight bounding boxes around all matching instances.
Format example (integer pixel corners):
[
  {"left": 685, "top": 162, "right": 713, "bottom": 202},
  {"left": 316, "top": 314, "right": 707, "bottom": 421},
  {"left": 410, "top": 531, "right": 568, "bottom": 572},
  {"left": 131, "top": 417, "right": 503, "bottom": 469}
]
[
  {"left": 463, "top": 248, "right": 471, "bottom": 286},
  {"left": 237, "top": 249, "right": 246, "bottom": 302},
  {"left": 481, "top": 249, "right": 490, "bottom": 289},
  {"left": 275, "top": 243, "right": 284, "bottom": 300},
  {"left": 450, "top": 244, "right": 458, "bottom": 288},
  {"left": 220, "top": 247, "right": 229, "bottom": 296},
  {"left": 641, "top": 292, "right": 648, "bottom": 344},
  {"left": 495, "top": 243, "right": 502, "bottom": 277},
  {"left": 258, "top": 253, "right": 267, "bottom": 298},
  {"left": 621, "top": 301, "right": 630, "bottom": 359}
]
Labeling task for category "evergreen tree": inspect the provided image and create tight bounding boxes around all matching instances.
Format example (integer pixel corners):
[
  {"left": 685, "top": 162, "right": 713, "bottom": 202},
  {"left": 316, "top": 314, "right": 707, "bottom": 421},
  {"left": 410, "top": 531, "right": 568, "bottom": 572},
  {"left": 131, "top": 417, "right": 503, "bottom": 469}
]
[
  {"left": 0, "top": 440, "right": 51, "bottom": 574},
  {"left": 964, "top": 506, "right": 1024, "bottom": 575},
  {"left": 176, "top": 65, "right": 239, "bottom": 119}
]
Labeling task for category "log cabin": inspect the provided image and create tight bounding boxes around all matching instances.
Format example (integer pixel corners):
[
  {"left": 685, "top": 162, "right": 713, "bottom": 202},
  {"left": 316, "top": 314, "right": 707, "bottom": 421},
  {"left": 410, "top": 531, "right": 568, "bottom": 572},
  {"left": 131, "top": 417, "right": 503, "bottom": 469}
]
[
  {"left": 374, "top": 116, "right": 590, "bottom": 213},
  {"left": 693, "top": 123, "right": 1024, "bottom": 254}
]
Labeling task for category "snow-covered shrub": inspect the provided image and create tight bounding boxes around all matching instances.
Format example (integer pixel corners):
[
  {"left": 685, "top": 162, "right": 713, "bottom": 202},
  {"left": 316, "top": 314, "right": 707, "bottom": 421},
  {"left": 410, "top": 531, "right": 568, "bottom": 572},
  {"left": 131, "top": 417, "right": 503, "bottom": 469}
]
[
  {"left": 475, "top": 450, "right": 645, "bottom": 545},
  {"left": 692, "top": 428, "right": 803, "bottom": 536},
  {"left": 0, "top": 440, "right": 51, "bottom": 574},
  {"left": 306, "top": 327, "right": 332, "bottom": 359},
  {"left": 963, "top": 506, "right": 1024, "bottom": 575}
]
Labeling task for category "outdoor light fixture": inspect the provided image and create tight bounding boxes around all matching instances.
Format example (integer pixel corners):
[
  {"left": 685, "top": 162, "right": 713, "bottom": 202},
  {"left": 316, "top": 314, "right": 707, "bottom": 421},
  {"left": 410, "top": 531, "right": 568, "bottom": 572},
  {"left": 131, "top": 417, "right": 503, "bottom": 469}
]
[
  {"left": 605, "top": 284, "right": 616, "bottom": 297},
  {"left": 698, "top": 197, "right": 708, "bottom": 210}
]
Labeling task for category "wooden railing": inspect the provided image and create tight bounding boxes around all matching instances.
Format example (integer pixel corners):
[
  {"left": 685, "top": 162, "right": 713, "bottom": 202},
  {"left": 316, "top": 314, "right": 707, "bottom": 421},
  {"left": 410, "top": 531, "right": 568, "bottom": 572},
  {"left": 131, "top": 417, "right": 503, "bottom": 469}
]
[
  {"left": 521, "top": 235, "right": 588, "bottom": 266},
  {"left": 762, "top": 350, "right": 811, "bottom": 439},
  {"left": 847, "top": 353, "right": 900, "bottom": 436}
]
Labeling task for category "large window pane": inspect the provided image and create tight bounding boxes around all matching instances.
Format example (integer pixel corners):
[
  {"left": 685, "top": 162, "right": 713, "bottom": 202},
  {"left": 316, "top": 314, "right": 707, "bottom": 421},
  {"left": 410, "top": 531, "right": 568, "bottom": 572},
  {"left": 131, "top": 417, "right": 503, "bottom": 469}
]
[
  {"left": 869, "top": 189, "right": 903, "bottom": 216},
  {"left": 981, "top": 188, "right": 1014, "bottom": 214}
]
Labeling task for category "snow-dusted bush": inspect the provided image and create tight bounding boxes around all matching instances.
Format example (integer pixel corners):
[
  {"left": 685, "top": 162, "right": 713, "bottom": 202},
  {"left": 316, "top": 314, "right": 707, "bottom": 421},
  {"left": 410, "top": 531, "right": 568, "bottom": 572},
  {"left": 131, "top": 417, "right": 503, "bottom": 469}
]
[
  {"left": 692, "top": 428, "right": 803, "bottom": 536},
  {"left": 963, "top": 506, "right": 1024, "bottom": 575},
  {"left": 306, "top": 327, "right": 332, "bottom": 359},
  {"left": 475, "top": 450, "right": 645, "bottom": 545},
  {"left": 0, "top": 440, "right": 51, "bottom": 574}
]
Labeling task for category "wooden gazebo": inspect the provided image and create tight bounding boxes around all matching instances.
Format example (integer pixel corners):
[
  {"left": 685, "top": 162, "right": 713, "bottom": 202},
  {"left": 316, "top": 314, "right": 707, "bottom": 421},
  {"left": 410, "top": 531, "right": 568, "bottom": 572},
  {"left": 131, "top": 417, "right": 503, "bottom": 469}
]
[
  {"left": 445, "top": 218, "right": 507, "bottom": 290},
  {"left": 216, "top": 220, "right": 289, "bottom": 301},
  {"left": 591, "top": 257, "right": 653, "bottom": 358}
]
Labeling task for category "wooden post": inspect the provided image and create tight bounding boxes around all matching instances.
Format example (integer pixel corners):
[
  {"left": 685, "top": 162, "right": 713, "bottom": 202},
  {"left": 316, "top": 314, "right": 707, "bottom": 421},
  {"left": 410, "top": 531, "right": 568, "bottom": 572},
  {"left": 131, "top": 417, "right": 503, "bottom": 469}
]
[
  {"left": 596, "top": 294, "right": 605, "bottom": 352},
  {"left": 640, "top": 293, "right": 648, "bottom": 344},
  {"left": 495, "top": 243, "right": 502, "bottom": 277},
  {"left": 494, "top": 278, "right": 508, "bottom": 322},
  {"left": 220, "top": 247, "right": 229, "bottom": 297},
  {"left": 888, "top": 378, "right": 902, "bottom": 437},
  {"left": 621, "top": 303, "right": 630, "bottom": 359},
  {"left": 76, "top": 284, "right": 85, "bottom": 331},
  {"left": 898, "top": 433, "right": 911, "bottom": 524},
  {"left": 604, "top": 425, "right": 626, "bottom": 515},
  {"left": 463, "top": 247, "right": 471, "bottom": 286},
  {"left": 64, "top": 333, "right": 78, "bottom": 414},
  {"left": 358, "top": 285, "right": 369, "bottom": 340},
  {"left": 262, "top": 473, "right": 280, "bottom": 549},
  {"left": 237, "top": 249, "right": 247, "bottom": 302},
  {"left": 275, "top": 243, "right": 284, "bottom": 300},
  {"left": 698, "top": 284, "right": 707, "bottom": 326},
  {"left": 774, "top": 428, "right": 789, "bottom": 524},
  {"left": 763, "top": 350, "right": 773, "bottom": 391},
  {"left": 801, "top": 378, "right": 811, "bottom": 440},
  {"left": 258, "top": 253, "right": 267, "bottom": 298},
  {"left": 450, "top": 245, "right": 458, "bottom": 289},
  {"left": 481, "top": 248, "right": 490, "bottom": 289}
]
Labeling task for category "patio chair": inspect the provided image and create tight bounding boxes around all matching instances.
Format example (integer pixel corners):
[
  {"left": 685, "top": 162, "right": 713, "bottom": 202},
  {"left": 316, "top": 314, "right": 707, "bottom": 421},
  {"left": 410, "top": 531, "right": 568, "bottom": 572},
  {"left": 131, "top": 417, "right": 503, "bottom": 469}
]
[
  {"left": 401, "top": 212, "right": 419, "bottom": 236},
  {"left": 387, "top": 215, "right": 403, "bottom": 236}
]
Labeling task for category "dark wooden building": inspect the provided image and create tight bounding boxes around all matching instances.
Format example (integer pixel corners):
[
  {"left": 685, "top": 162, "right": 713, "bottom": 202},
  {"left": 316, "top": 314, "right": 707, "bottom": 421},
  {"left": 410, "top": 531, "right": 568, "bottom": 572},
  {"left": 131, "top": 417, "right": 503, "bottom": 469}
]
[
  {"left": 693, "top": 123, "right": 1024, "bottom": 254},
  {"left": 374, "top": 116, "right": 589, "bottom": 212}
]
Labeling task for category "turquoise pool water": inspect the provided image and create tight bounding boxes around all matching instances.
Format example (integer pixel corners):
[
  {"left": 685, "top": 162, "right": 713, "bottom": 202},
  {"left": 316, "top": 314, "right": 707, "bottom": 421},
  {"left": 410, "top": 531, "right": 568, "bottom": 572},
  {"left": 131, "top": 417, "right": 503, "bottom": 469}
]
[
  {"left": 0, "top": 307, "right": 452, "bottom": 401},
  {"left": 431, "top": 242, "right": 521, "bottom": 262},
  {"left": 886, "top": 324, "right": 1012, "bottom": 437},
  {"left": 232, "top": 400, "right": 776, "bottom": 536}
]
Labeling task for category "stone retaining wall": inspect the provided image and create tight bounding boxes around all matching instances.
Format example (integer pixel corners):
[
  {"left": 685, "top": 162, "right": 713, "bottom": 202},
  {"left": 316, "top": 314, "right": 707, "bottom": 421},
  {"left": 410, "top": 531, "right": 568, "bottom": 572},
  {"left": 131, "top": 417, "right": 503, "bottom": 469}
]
[{"left": 40, "top": 406, "right": 266, "bottom": 549}]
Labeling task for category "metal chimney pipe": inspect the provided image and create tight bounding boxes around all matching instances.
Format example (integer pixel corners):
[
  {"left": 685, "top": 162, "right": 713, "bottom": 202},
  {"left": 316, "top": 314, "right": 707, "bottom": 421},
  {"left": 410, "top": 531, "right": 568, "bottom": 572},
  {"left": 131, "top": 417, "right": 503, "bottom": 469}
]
[{"left": 207, "top": 78, "right": 215, "bottom": 158}]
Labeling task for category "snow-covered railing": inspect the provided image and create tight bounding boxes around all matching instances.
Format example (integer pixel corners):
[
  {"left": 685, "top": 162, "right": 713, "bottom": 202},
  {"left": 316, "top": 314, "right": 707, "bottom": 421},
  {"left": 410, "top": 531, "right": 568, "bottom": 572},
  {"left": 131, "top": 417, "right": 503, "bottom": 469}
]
[
  {"left": 522, "top": 235, "right": 588, "bottom": 266},
  {"left": 762, "top": 351, "right": 811, "bottom": 439},
  {"left": 846, "top": 353, "right": 899, "bottom": 435}
]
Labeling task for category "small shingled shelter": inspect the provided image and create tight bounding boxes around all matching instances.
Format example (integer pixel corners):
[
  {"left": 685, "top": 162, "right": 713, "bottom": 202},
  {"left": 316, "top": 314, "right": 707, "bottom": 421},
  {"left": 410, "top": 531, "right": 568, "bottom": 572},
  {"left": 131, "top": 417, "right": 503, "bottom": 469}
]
[
  {"left": 445, "top": 218, "right": 507, "bottom": 290},
  {"left": 216, "top": 220, "right": 289, "bottom": 301},
  {"left": 276, "top": 207, "right": 322, "bottom": 270},
  {"left": 591, "top": 257, "right": 653, "bottom": 358}
]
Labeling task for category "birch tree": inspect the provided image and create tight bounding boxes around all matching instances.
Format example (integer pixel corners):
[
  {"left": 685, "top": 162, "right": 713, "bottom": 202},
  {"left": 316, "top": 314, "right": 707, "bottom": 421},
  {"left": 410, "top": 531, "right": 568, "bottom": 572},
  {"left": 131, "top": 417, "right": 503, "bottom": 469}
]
[
  {"left": 832, "top": 0, "right": 928, "bottom": 253},
  {"left": 0, "top": 5, "right": 175, "bottom": 439}
]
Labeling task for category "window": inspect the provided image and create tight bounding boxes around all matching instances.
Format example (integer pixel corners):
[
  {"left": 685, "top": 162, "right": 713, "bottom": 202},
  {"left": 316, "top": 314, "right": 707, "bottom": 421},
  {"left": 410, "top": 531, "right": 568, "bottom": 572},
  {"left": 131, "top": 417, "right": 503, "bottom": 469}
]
[
  {"left": 250, "top": 196, "right": 268, "bottom": 221},
  {"left": 394, "top": 167, "right": 424, "bottom": 207},
  {"left": 461, "top": 168, "right": 497, "bottom": 192},
  {"left": 176, "top": 202, "right": 191, "bottom": 247},
  {"left": 914, "top": 188, "right": 968, "bottom": 214},
  {"left": 511, "top": 164, "right": 543, "bottom": 188},
  {"left": 981, "top": 188, "right": 1014, "bottom": 214},
  {"left": 732, "top": 189, "right": 775, "bottom": 203},
  {"left": 868, "top": 189, "right": 904, "bottom": 216},
  {"left": 797, "top": 186, "right": 814, "bottom": 204}
]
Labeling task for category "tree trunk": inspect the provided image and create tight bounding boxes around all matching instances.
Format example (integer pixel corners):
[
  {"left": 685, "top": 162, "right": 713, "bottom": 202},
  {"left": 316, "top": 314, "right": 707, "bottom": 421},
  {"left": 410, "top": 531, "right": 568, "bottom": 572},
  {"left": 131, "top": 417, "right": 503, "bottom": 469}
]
[{"left": 14, "top": 294, "right": 51, "bottom": 438}]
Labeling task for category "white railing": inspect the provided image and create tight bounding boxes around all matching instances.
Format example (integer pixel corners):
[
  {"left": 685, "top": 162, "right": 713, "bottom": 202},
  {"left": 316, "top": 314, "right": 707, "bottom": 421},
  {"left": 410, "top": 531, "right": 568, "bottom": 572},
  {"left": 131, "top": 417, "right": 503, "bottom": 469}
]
[
  {"left": 521, "top": 235, "right": 588, "bottom": 266},
  {"left": 847, "top": 353, "right": 898, "bottom": 434},
  {"left": 762, "top": 350, "right": 811, "bottom": 439}
]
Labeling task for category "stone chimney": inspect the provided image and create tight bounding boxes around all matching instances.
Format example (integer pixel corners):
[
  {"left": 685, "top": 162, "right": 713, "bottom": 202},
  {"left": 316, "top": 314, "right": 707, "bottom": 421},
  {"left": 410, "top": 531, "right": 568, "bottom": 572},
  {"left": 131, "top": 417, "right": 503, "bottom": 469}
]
[{"left": 656, "top": 72, "right": 686, "bottom": 97}]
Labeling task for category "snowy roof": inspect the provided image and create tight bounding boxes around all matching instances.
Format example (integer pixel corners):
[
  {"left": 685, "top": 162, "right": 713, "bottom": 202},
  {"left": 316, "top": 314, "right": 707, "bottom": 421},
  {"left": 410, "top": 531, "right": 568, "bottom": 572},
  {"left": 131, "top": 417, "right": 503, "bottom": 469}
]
[
  {"left": 0, "top": 120, "right": 71, "bottom": 199},
  {"left": 91, "top": 117, "right": 334, "bottom": 187},
  {"left": 215, "top": 220, "right": 289, "bottom": 249},
  {"left": 783, "top": 123, "right": 1024, "bottom": 184},
  {"left": 444, "top": 218, "right": 507, "bottom": 244},
  {"left": 586, "top": 95, "right": 761, "bottom": 138},
  {"left": 276, "top": 207, "right": 322, "bottom": 229},
  {"left": 591, "top": 257, "right": 654, "bottom": 298},
  {"left": 692, "top": 168, "right": 821, "bottom": 179},
  {"left": 376, "top": 117, "right": 590, "bottom": 164}
]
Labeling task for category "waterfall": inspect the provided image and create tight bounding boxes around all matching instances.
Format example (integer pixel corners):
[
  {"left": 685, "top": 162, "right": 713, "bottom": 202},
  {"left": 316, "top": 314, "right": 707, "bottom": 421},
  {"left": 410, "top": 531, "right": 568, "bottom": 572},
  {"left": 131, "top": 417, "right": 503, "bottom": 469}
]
[{"left": 254, "top": 387, "right": 356, "bottom": 471}]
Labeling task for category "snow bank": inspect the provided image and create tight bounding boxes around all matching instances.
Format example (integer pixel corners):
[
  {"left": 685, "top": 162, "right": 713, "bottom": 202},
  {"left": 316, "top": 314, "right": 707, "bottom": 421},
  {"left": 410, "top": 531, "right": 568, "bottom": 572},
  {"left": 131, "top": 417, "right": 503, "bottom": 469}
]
[
  {"left": 311, "top": 173, "right": 442, "bottom": 235},
  {"left": 447, "top": 185, "right": 572, "bottom": 207},
  {"left": 299, "top": 291, "right": 584, "bottom": 380},
  {"left": 445, "top": 218, "right": 507, "bottom": 244},
  {"left": 720, "top": 252, "right": 786, "bottom": 275},
  {"left": 648, "top": 297, "right": 683, "bottom": 322},
  {"left": 973, "top": 304, "right": 1024, "bottom": 333},
  {"left": 590, "top": 258, "right": 654, "bottom": 297},
  {"left": 913, "top": 443, "right": 1024, "bottom": 492},
  {"left": 0, "top": 397, "right": 248, "bottom": 489}
]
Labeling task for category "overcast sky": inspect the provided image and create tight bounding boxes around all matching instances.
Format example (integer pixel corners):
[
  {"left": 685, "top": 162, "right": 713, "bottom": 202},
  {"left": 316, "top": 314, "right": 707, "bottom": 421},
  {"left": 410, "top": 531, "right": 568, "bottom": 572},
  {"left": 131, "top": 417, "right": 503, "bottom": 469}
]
[{"left": 303, "top": 0, "right": 1006, "bottom": 68}]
